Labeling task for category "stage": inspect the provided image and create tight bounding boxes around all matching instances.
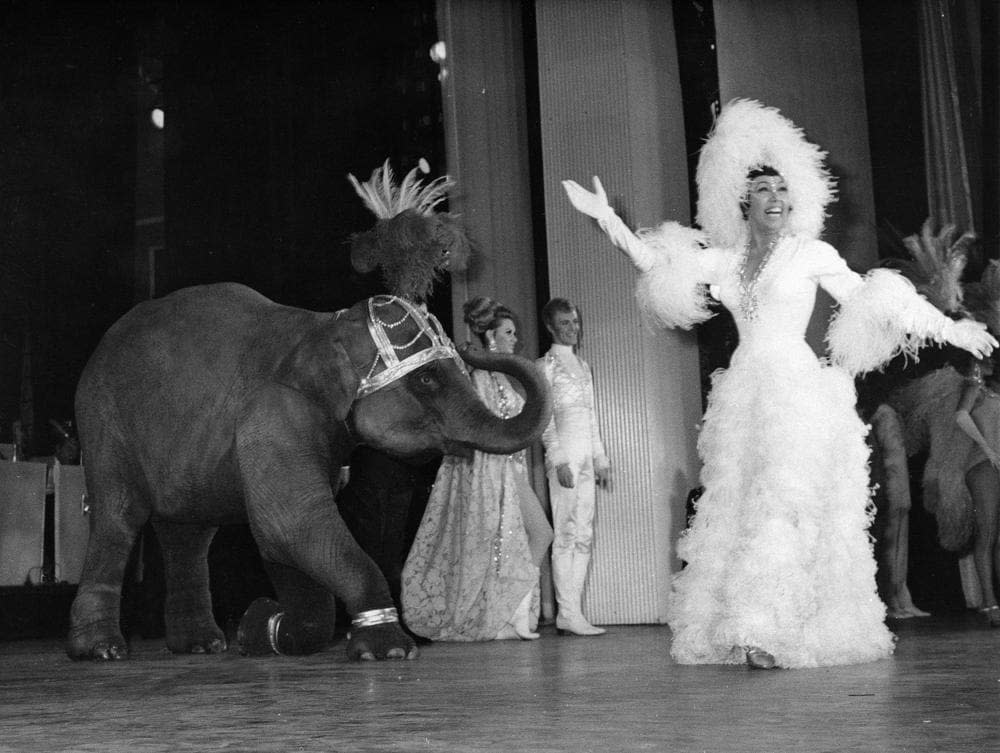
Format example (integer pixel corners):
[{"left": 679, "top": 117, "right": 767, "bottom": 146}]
[{"left": 1, "top": 614, "right": 997, "bottom": 752}]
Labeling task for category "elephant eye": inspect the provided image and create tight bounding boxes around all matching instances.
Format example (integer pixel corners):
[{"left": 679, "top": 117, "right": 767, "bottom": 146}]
[{"left": 409, "top": 363, "right": 445, "bottom": 393}]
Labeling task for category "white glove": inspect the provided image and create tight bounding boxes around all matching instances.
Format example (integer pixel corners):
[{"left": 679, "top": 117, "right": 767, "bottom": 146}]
[
  {"left": 562, "top": 176, "right": 614, "bottom": 221},
  {"left": 943, "top": 318, "right": 997, "bottom": 359},
  {"left": 562, "top": 176, "right": 653, "bottom": 271}
]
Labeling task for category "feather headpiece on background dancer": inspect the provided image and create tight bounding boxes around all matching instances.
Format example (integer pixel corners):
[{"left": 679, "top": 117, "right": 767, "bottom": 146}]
[
  {"left": 887, "top": 217, "right": 975, "bottom": 316},
  {"left": 348, "top": 158, "right": 471, "bottom": 303}
]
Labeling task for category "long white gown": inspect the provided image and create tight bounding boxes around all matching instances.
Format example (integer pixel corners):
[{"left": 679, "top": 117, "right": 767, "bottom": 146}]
[{"left": 636, "top": 225, "right": 958, "bottom": 668}]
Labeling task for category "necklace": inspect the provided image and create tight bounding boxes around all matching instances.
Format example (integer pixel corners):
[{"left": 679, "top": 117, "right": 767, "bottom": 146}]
[
  {"left": 490, "top": 373, "right": 511, "bottom": 419},
  {"left": 738, "top": 234, "right": 785, "bottom": 320},
  {"left": 981, "top": 382, "right": 1000, "bottom": 402}
]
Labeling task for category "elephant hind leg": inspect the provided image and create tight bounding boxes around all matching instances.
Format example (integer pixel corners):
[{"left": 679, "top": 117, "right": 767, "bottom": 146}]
[
  {"left": 153, "top": 520, "right": 226, "bottom": 655},
  {"left": 67, "top": 486, "right": 147, "bottom": 661},
  {"left": 237, "top": 562, "right": 337, "bottom": 656}
]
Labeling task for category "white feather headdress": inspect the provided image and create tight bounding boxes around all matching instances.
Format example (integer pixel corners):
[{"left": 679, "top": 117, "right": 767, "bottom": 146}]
[
  {"left": 348, "top": 158, "right": 453, "bottom": 220},
  {"left": 695, "top": 99, "right": 837, "bottom": 249}
]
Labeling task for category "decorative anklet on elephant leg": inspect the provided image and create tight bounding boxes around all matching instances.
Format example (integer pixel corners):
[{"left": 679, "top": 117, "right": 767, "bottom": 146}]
[{"left": 348, "top": 607, "right": 399, "bottom": 636}]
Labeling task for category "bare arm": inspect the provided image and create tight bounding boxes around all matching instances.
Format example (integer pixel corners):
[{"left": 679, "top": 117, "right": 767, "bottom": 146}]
[{"left": 955, "top": 382, "right": 1000, "bottom": 469}]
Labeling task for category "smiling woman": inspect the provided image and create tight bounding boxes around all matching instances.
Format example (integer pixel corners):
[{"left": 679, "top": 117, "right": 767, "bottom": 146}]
[{"left": 562, "top": 98, "right": 996, "bottom": 669}]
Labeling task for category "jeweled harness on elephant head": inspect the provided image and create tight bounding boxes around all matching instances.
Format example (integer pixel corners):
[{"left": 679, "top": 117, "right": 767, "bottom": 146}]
[{"left": 355, "top": 294, "right": 464, "bottom": 397}]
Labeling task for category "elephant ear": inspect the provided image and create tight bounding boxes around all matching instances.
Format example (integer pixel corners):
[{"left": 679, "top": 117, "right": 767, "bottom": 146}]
[{"left": 279, "top": 328, "right": 360, "bottom": 422}]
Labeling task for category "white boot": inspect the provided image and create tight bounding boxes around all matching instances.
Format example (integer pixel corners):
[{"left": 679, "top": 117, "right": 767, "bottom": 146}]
[{"left": 553, "top": 550, "right": 605, "bottom": 637}]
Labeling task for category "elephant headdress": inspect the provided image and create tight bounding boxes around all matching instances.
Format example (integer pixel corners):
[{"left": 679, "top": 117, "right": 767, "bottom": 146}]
[
  {"left": 355, "top": 295, "right": 464, "bottom": 397},
  {"left": 347, "top": 158, "right": 471, "bottom": 303}
]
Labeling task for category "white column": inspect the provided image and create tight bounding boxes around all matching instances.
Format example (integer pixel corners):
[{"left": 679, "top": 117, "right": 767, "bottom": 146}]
[{"left": 535, "top": 0, "right": 702, "bottom": 623}]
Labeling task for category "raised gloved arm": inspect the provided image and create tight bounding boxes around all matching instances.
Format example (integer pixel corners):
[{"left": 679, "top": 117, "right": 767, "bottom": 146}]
[
  {"left": 562, "top": 177, "right": 656, "bottom": 272},
  {"left": 562, "top": 176, "right": 716, "bottom": 330}
]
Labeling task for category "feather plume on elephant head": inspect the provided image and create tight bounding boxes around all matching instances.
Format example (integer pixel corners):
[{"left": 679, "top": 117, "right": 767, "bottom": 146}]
[{"left": 348, "top": 159, "right": 471, "bottom": 302}]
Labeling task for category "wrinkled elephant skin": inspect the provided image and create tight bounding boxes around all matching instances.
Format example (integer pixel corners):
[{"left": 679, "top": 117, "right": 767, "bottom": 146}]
[{"left": 67, "top": 283, "right": 550, "bottom": 662}]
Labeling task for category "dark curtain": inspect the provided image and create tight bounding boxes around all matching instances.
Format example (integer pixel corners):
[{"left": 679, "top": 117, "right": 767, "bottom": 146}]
[
  {"left": 919, "top": 0, "right": 980, "bottom": 240},
  {"left": 0, "top": 2, "right": 136, "bottom": 449},
  {"left": 160, "top": 1, "right": 449, "bottom": 319}
]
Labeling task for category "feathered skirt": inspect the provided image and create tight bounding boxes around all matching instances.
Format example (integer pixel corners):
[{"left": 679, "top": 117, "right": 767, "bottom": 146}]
[{"left": 667, "top": 340, "right": 895, "bottom": 668}]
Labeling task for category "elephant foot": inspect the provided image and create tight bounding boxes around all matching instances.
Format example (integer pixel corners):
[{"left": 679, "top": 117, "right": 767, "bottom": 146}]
[
  {"left": 347, "top": 622, "right": 418, "bottom": 661},
  {"left": 164, "top": 613, "right": 228, "bottom": 655},
  {"left": 67, "top": 591, "right": 129, "bottom": 661},
  {"left": 67, "top": 620, "right": 130, "bottom": 661}
]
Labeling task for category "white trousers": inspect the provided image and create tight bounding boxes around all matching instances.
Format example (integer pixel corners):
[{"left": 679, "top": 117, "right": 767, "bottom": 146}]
[{"left": 548, "top": 455, "right": 596, "bottom": 558}]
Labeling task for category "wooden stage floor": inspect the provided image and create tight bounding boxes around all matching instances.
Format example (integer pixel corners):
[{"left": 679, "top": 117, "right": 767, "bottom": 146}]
[{"left": 1, "top": 612, "right": 998, "bottom": 753}]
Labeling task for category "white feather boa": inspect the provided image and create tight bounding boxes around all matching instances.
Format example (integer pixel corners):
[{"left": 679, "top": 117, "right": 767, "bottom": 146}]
[
  {"left": 827, "top": 269, "right": 950, "bottom": 375},
  {"left": 634, "top": 221, "right": 715, "bottom": 330}
]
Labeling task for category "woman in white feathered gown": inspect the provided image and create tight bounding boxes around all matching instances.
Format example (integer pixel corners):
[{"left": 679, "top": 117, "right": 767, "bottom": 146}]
[{"left": 562, "top": 99, "right": 995, "bottom": 669}]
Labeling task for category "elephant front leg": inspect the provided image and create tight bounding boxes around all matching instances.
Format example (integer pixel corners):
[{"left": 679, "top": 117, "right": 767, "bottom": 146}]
[
  {"left": 241, "top": 521, "right": 418, "bottom": 661},
  {"left": 237, "top": 394, "right": 417, "bottom": 661},
  {"left": 153, "top": 520, "right": 227, "bottom": 654},
  {"left": 236, "top": 560, "right": 418, "bottom": 660},
  {"left": 300, "top": 521, "right": 418, "bottom": 661}
]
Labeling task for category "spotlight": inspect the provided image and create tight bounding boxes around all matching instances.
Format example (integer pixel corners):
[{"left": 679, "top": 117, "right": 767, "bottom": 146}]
[{"left": 151, "top": 108, "right": 164, "bottom": 129}]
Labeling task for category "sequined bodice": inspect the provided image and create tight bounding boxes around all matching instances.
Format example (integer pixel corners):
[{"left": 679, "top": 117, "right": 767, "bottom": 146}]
[
  {"left": 473, "top": 369, "right": 527, "bottom": 463},
  {"left": 545, "top": 354, "right": 596, "bottom": 414}
]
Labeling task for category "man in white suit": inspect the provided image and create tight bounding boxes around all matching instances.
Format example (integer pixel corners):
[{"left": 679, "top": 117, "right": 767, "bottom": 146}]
[{"left": 537, "top": 298, "right": 611, "bottom": 636}]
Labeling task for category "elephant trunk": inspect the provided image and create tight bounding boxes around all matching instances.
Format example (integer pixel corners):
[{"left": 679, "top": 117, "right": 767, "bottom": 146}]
[{"left": 453, "top": 349, "right": 552, "bottom": 455}]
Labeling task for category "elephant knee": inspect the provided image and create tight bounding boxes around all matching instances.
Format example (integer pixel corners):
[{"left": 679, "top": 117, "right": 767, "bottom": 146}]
[{"left": 236, "top": 597, "right": 335, "bottom": 656}]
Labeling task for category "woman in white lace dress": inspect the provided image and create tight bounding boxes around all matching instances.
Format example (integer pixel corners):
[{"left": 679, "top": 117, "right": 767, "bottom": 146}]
[
  {"left": 562, "top": 99, "right": 995, "bottom": 668},
  {"left": 402, "top": 297, "right": 552, "bottom": 641}
]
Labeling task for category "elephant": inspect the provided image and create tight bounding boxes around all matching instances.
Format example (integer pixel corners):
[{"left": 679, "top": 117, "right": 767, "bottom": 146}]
[{"left": 67, "top": 282, "right": 551, "bottom": 662}]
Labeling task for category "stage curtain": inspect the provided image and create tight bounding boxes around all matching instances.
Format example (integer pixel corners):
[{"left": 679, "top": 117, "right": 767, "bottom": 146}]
[{"left": 918, "top": 0, "right": 980, "bottom": 235}]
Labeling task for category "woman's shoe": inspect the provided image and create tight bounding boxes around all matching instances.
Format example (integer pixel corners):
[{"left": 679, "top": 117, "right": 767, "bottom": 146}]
[
  {"left": 745, "top": 647, "right": 777, "bottom": 669},
  {"left": 512, "top": 591, "right": 540, "bottom": 640},
  {"left": 980, "top": 604, "right": 1000, "bottom": 628},
  {"left": 495, "top": 592, "right": 540, "bottom": 640}
]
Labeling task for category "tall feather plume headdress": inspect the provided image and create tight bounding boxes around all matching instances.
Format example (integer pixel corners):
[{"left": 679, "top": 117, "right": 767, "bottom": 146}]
[
  {"left": 348, "top": 158, "right": 471, "bottom": 302},
  {"left": 963, "top": 259, "right": 1000, "bottom": 337},
  {"left": 881, "top": 218, "right": 981, "bottom": 553},
  {"left": 695, "top": 99, "right": 837, "bottom": 248},
  {"left": 887, "top": 217, "right": 973, "bottom": 315}
]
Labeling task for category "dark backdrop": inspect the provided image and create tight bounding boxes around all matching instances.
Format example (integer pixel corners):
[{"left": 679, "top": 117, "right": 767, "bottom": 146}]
[
  {"left": 0, "top": 0, "right": 448, "bottom": 456},
  {"left": 0, "top": 0, "right": 447, "bottom": 638}
]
